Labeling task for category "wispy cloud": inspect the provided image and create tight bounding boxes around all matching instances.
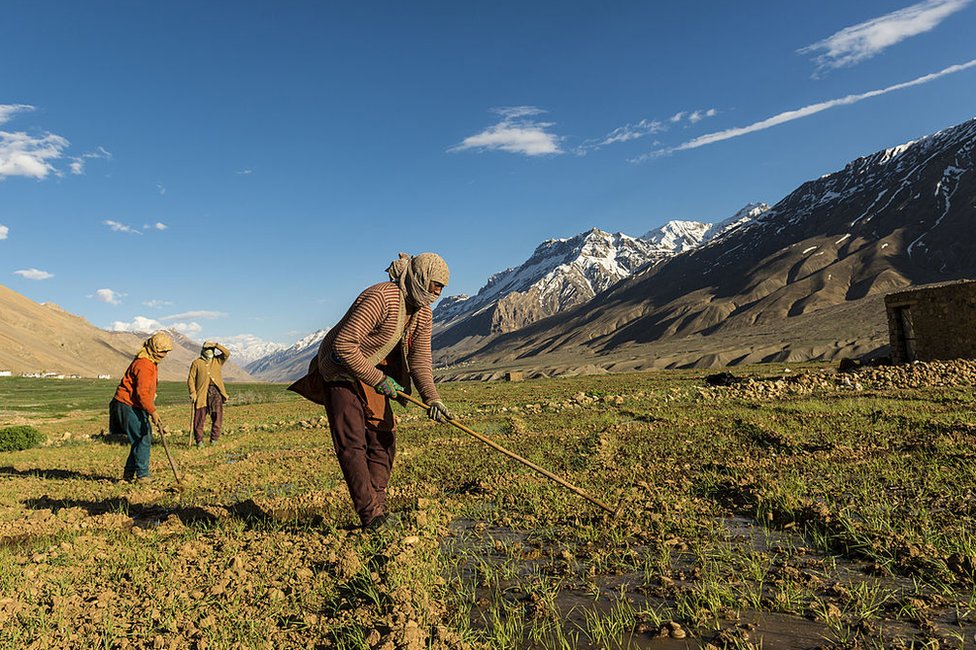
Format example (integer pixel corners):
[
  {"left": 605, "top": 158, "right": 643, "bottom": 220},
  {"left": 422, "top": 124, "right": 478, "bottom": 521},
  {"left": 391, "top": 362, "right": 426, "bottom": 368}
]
[
  {"left": 108, "top": 316, "right": 202, "bottom": 336},
  {"left": 69, "top": 146, "right": 112, "bottom": 175},
  {"left": 638, "top": 59, "right": 976, "bottom": 160},
  {"left": 800, "top": 0, "right": 971, "bottom": 76},
  {"left": 450, "top": 106, "right": 563, "bottom": 156},
  {"left": 14, "top": 268, "right": 54, "bottom": 280},
  {"left": 162, "top": 310, "right": 226, "bottom": 321},
  {"left": 579, "top": 108, "right": 718, "bottom": 154},
  {"left": 0, "top": 104, "right": 33, "bottom": 125},
  {"left": 598, "top": 119, "right": 666, "bottom": 145},
  {"left": 687, "top": 109, "right": 717, "bottom": 124},
  {"left": 156, "top": 183, "right": 166, "bottom": 195},
  {"left": 143, "top": 299, "right": 172, "bottom": 309},
  {"left": 236, "top": 169, "right": 253, "bottom": 175},
  {"left": 0, "top": 224, "right": 8, "bottom": 240},
  {"left": 143, "top": 222, "right": 167, "bottom": 231},
  {"left": 91, "top": 288, "right": 124, "bottom": 305},
  {"left": 104, "top": 219, "right": 142, "bottom": 235}
]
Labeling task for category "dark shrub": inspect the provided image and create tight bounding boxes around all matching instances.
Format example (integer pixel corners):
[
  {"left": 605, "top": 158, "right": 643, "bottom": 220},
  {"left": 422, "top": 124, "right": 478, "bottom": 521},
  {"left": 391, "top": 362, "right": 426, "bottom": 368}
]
[{"left": 0, "top": 425, "right": 45, "bottom": 452}]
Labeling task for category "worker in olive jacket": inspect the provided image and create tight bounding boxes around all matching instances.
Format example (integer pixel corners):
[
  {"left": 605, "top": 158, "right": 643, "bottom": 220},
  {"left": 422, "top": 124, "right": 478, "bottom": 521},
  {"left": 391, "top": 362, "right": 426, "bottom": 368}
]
[{"left": 187, "top": 341, "right": 231, "bottom": 446}]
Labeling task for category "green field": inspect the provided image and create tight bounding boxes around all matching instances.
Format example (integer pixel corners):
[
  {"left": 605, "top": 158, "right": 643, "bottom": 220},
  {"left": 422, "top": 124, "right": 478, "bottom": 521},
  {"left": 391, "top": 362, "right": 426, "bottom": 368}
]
[{"left": 0, "top": 365, "right": 974, "bottom": 649}]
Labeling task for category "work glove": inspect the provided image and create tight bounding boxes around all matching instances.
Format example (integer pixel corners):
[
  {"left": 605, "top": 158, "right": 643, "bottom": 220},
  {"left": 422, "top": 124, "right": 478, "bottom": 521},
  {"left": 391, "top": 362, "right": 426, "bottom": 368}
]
[
  {"left": 150, "top": 412, "right": 164, "bottom": 431},
  {"left": 374, "top": 375, "right": 404, "bottom": 398},
  {"left": 427, "top": 400, "right": 453, "bottom": 423}
]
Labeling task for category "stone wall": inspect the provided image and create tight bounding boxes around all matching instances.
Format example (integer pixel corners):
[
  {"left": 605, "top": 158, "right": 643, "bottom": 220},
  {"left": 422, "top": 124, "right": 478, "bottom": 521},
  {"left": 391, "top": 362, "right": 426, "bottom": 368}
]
[{"left": 885, "top": 280, "right": 976, "bottom": 363}]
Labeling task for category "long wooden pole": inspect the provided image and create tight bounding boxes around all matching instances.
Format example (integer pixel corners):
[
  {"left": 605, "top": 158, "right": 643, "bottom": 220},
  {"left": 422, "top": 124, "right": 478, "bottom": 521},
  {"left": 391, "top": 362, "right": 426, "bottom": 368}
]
[
  {"left": 396, "top": 391, "right": 618, "bottom": 516},
  {"left": 156, "top": 425, "right": 183, "bottom": 487}
]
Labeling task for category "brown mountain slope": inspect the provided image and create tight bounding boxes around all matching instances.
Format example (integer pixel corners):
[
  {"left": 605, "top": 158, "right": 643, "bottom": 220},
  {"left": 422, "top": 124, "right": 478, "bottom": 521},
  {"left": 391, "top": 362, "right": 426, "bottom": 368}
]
[
  {"left": 435, "top": 117, "right": 976, "bottom": 371},
  {"left": 0, "top": 284, "right": 254, "bottom": 382}
]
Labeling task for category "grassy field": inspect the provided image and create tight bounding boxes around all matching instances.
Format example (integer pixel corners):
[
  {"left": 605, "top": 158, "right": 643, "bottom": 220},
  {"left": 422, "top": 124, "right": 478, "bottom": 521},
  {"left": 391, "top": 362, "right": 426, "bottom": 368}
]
[{"left": 0, "top": 364, "right": 974, "bottom": 649}]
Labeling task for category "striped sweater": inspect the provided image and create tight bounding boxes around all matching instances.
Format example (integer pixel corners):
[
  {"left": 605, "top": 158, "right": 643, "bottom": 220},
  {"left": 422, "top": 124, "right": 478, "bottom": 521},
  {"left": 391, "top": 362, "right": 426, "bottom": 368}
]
[{"left": 316, "top": 282, "right": 440, "bottom": 402}]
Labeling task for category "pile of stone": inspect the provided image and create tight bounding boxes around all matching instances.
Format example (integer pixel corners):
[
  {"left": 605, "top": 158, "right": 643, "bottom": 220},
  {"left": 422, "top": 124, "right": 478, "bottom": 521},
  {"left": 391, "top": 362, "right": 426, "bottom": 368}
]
[{"left": 699, "top": 359, "right": 976, "bottom": 401}]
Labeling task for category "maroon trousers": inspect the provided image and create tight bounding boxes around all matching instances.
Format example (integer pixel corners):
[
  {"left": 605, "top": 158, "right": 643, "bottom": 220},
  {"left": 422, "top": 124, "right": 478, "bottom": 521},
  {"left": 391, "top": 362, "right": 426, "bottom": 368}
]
[
  {"left": 322, "top": 382, "right": 395, "bottom": 526},
  {"left": 193, "top": 383, "right": 224, "bottom": 443}
]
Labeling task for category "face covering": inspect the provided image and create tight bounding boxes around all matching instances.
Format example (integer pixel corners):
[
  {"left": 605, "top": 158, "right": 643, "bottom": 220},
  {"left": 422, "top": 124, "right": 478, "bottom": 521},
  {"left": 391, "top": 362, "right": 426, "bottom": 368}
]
[
  {"left": 386, "top": 252, "right": 450, "bottom": 308},
  {"left": 202, "top": 349, "right": 214, "bottom": 360}
]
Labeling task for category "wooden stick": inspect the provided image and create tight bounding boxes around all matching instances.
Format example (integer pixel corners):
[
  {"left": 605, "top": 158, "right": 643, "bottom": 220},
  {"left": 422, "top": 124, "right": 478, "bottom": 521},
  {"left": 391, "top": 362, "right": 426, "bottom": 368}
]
[
  {"left": 396, "top": 391, "right": 617, "bottom": 516},
  {"left": 156, "top": 424, "right": 183, "bottom": 487}
]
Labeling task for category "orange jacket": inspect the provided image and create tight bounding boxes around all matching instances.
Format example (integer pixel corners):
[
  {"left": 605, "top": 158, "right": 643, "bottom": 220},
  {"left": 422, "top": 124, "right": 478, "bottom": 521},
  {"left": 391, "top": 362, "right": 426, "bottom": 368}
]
[{"left": 113, "top": 358, "right": 159, "bottom": 415}]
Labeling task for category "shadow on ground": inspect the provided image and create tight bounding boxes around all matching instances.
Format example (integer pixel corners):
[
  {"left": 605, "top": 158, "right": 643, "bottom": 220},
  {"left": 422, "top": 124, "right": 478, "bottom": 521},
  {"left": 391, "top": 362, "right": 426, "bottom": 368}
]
[{"left": 0, "top": 465, "right": 118, "bottom": 482}]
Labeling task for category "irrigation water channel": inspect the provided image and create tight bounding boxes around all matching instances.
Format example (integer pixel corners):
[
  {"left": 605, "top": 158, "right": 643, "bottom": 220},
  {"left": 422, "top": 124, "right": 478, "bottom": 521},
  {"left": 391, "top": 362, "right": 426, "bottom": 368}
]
[{"left": 441, "top": 511, "right": 969, "bottom": 649}]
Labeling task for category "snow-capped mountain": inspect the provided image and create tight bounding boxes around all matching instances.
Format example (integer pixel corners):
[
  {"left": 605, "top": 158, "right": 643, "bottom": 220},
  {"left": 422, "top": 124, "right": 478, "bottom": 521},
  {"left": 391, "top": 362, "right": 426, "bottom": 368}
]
[
  {"left": 435, "top": 228, "right": 662, "bottom": 331},
  {"left": 218, "top": 334, "right": 288, "bottom": 366},
  {"left": 245, "top": 328, "right": 329, "bottom": 382},
  {"left": 432, "top": 207, "right": 764, "bottom": 349},
  {"left": 439, "top": 116, "right": 976, "bottom": 369}
]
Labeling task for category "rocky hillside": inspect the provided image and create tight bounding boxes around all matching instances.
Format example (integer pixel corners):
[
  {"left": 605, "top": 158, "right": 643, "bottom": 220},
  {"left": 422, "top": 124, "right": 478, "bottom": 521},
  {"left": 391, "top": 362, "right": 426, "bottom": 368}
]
[
  {"left": 441, "top": 116, "right": 976, "bottom": 370},
  {"left": 432, "top": 207, "right": 766, "bottom": 351},
  {"left": 0, "top": 284, "right": 254, "bottom": 382}
]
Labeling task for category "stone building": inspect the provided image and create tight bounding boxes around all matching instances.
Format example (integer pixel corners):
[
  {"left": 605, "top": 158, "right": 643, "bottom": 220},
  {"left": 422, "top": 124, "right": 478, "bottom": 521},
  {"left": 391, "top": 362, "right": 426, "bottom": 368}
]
[{"left": 885, "top": 280, "right": 976, "bottom": 363}]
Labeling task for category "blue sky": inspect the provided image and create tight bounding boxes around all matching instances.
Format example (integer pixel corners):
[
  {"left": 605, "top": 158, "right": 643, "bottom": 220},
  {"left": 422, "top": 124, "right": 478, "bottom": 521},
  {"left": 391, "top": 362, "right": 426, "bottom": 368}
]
[{"left": 2, "top": 1, "right": 975, "bottom": 350}]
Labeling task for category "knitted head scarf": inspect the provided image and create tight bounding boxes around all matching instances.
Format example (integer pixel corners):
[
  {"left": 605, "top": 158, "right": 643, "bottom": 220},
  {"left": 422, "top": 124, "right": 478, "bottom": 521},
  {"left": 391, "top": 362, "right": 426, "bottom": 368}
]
[
  {"left": 135, "top": 331, "right": 174, "bottom": 364},
  {"left": 387, "top": 252, "right": 450, "bottom": 308}
]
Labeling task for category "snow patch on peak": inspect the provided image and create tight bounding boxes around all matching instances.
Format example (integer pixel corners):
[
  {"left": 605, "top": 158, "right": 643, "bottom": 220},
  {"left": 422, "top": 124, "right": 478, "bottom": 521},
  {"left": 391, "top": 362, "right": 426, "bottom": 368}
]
[
  {"left": 218, "top": 334, "right": 288, "bottom": 366},
  {"left": 641, "top": 220, "right": 711, "bottom": 254}
]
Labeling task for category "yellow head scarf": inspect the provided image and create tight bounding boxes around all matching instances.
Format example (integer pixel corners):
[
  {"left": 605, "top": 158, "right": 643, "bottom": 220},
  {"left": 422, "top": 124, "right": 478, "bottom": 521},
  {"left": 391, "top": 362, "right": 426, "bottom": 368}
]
[{"left": 135, "top": 331, "right": 174, "bottom": 364}]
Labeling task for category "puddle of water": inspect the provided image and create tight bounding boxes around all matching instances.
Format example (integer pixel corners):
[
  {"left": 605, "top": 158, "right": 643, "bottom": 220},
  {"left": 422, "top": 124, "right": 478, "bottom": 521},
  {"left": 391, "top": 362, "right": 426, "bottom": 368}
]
[{"left": 443, "top": 516, "right": 976, "bottom": 649}]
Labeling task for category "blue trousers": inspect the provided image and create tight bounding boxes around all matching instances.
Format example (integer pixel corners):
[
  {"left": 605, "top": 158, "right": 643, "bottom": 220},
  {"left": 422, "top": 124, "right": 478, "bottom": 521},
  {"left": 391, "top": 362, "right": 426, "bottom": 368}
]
[{"left": 109, "top": 399, "right": 152, "bottom": 479}]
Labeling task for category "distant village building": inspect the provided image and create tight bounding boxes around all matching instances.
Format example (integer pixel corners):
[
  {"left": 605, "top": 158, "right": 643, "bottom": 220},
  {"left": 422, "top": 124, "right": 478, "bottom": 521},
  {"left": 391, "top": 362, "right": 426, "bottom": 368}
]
[
  {"left": 885, "top": 280, "right": 976, "bottom": 363},
  {"left": 505, "top": 371, "right": 524, "bottom": 382},
  {"left": 0, "top": 370, "right": 11, "bottom": 377},
  {"left": 97, "top": 374, "right": 112, "bottom": 380}
]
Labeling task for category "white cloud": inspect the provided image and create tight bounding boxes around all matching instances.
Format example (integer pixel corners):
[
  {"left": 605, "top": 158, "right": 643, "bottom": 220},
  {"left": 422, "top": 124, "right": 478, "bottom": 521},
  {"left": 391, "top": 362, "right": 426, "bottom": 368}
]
[
  {"left": 156, "top": 183, "right": 166, "bottom": 195},
  {"left": 153, "top": 222, "right": 167, "bottom": 230},
  {"left": 107, "top": 316, "right": 163, "bottom": 333},
  {"left": 0, "top": 224, "right": 7, "bottom": 240},
  {"left": 579, "top": 109, "right": 718, "bottom": 154},
  {"left": 0, "top": 130, "right": 70, "bottom": 180},
  {"left": 69, "top": 146, "right": 111, "bottom": 175},
  {"left": 449, "top": 106, "right": 563, "bottom": 156},
  {"left": 598, "top": 119, "right": 666, "bottom": 145},
  {"left": 163, "top": 310, "right": 227, "bottom": 321},
  {"left": 14, "top": 268, "right": 54, "bottom": 280},
  {"left": 143, "top": 299, "right": 172, "bottom": 309},
  {"left": 236, "top": 169, "right": 253, "bottom": 175},
  {"left": 0, "top": 104, "right": 34, "bottom": 125},
  {"left": 103, "top": 219, "right": 142, "bottom": 235},
  {"left": 687, "top": 109, "right": 718, "bottom": 124},
  {"left": 638, "top": 58, "right": 976, "bottom": 160},
  {"left": 108, "top": 316, "right": 202, "bottom": 336},
  {"left": 92, "top": 288, "right": 124, "bottom": 305},
  {"left": 800, "top": 0, "right": 971, "bottom": 75}
]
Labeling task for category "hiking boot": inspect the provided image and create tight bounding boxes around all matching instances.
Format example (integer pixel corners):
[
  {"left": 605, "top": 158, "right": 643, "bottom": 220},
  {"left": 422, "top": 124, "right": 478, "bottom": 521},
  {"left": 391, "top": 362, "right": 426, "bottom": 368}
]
[
  {"left": 133, "top": 475, "right": 155, "bottom": 485},
  {"left": 121, "top": 472, "right": 135, "bottom": 483},
  {"left": 195, "top": 441, "right": 204, "bottom": 448}
]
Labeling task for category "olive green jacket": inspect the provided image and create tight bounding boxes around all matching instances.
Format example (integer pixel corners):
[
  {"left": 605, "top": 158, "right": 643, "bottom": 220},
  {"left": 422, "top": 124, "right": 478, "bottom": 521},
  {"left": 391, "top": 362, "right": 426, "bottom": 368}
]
[{"left": 187, "top": 344, "right": 231, "bottom": 408}]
